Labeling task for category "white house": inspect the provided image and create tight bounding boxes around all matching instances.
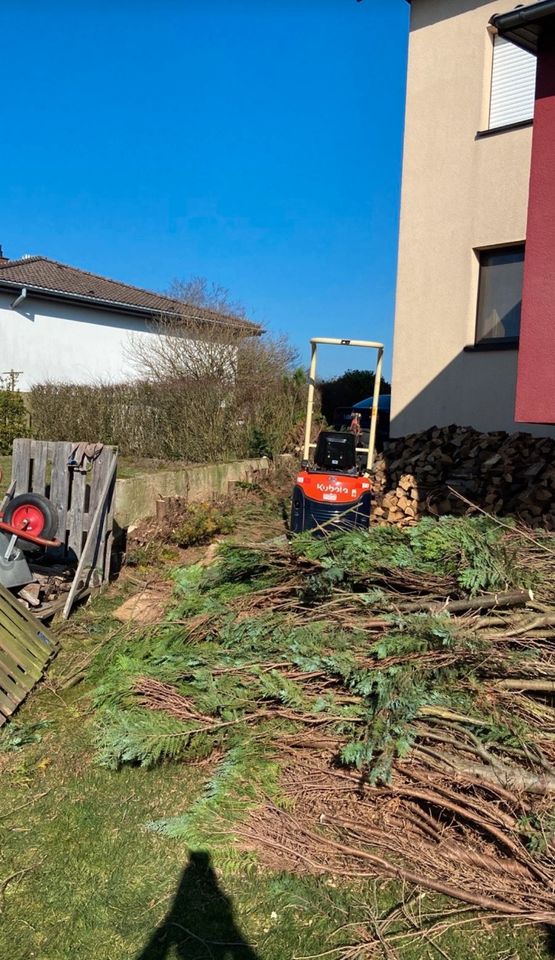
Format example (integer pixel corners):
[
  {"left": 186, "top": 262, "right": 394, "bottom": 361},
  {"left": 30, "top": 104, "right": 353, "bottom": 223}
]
[{"left": 0, "top": 252, "right": 260, "bottom": 391}]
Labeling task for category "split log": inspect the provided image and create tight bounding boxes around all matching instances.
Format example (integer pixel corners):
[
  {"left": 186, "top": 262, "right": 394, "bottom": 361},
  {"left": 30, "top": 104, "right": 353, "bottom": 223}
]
[
  {"left": 446, "top": 758, "right": 555, "bottom": 796},
  {"left": 399, "top": 589, "right": 533, "bottom": 615},
  {"left": 495, "top": 679, "right": 555, "bottom": 694}
]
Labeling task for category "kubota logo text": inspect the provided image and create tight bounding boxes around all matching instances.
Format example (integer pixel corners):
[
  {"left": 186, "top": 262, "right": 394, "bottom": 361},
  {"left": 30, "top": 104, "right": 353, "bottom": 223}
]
[{"left": 316, "top": 482, "right": 349, "bottom": 494}]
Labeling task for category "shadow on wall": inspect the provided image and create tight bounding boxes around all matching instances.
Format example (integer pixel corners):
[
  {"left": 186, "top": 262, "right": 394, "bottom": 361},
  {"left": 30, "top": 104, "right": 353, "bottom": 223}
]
[
  {"left": 10, "top": 293, "right": 151, "bottom": 334},
  {"left": 391, "top": 347, "right": 555, "bottom": 441},
  {"left": 380, "top": 348, "right": 555, "bottom": 529},
  {"left": 136, "top": 851, "right": 260, "bottom": 960},
  {"left": 410, "top": 0, "right": 495, "bottom": 31}
]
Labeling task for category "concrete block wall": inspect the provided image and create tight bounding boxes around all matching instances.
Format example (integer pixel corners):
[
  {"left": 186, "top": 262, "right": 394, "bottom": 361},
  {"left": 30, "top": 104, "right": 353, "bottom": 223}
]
[{"left": 114, "top": 456, "right": 271, "bottom": 529}]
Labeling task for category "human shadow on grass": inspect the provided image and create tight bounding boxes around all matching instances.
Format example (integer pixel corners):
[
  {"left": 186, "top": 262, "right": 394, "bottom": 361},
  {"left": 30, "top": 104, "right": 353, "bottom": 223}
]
[{"left": 136, "top": 851, "right": 260, "bottom": 959}]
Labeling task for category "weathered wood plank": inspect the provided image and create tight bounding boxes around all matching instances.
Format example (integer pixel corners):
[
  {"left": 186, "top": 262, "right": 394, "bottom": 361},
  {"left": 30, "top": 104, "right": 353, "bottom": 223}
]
[
  {"left": 0, "top": 636, "right": 43, "bottom": 679},
  {"left": 0, "top": 659, "right": 32, "bottom": 700},
  {"left": 0, "top": 586, "right": 57, "bottom": 658},
  {"left": 0, "top": 615, "right": 44, "bottom": 666},
  {"left": 0, "top": 653, "right": 28, "bottom": 691},
  {"left": 103, "top": 452, "right": 117, "bottom": 584},
  {"left": 86, "top": 446, "right": 116, "bottom": 531},
  {"left": 0, "top": 687, "right": 20, "bottom": 714},
  {"left": 0, "top": 604, "right": 48, "bottom": 654},
  {"left": 11, "top": 439, "right": 31, "bottom": 494},
  {"left": 68, "top": 469, "right": 87, "bottom": 559},
  {"left": 50, "top": 441, "right": 72, "bottom": 542},
  {"left": 0, "top": 627, "right": 53, "bottom": 668},
  {"left": 30, "top": 441, "right": 48, "bottom": 495},
  {"left": 0, "top": 597, "right": 55, "bottom": 653},
  {"left": 63, "top": 452, "right": 118, "bottom": 618},
  {"left": 0, "top": 637, "right": 41, "bottom": 682},
  {"left": 103, "top": 530, "right": 114, "bottom": 584},
  {"left": 0, "top": 685, "right": 18, "bottom": 718},
  {"left": 90, "top": 449, "right": 117, "bottom": 584},
  {"left": 88, "top": 446, "right": 110, "bottom": 508}
]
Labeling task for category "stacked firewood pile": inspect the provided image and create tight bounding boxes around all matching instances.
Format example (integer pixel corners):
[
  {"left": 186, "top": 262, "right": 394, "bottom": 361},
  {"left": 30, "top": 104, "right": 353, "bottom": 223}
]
[{"left": 372, "top": 425, "right": 555, "bottom": 528}]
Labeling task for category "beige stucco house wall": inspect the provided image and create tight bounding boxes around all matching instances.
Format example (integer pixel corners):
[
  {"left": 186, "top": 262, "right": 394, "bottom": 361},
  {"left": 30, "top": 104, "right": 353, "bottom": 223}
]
[{"left": 391, "top": 0, "right": 555, "bottom": 438}]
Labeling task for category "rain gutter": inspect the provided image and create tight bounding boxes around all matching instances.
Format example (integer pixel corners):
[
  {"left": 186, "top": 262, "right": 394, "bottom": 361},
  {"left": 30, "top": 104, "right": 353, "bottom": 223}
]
[{"left": 490, "top": 1, "right": 555, "bottom": 54}]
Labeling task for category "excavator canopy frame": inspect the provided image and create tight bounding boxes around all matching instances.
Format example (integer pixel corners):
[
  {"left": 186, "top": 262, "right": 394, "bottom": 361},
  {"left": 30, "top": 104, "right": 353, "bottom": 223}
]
[{"left": 302, "top": 337, "right": 385, "bottom": 472}]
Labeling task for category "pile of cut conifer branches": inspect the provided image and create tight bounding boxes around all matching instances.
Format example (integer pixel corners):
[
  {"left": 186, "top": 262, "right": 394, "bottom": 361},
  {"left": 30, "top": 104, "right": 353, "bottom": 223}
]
[{"left": 95, "top": 516, "right": 555, "bottom": 930}]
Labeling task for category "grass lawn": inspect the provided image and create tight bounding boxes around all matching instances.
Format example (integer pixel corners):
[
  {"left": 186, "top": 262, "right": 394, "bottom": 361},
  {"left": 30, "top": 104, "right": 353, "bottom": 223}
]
[{"left": 1, "top": 505, "right": 554, "bottom": 958}]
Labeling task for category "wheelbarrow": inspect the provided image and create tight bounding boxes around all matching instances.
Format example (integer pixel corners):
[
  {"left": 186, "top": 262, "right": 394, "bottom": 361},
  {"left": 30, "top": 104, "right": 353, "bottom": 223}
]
[{"left": 0, "top": 492, "right": 61, "bottom": 589}]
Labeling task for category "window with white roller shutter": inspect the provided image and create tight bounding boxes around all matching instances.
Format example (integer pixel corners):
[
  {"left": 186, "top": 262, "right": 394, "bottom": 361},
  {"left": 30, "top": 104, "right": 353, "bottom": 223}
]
[{"left": 489, "top": 34, "right": 537, "bottom": 130}]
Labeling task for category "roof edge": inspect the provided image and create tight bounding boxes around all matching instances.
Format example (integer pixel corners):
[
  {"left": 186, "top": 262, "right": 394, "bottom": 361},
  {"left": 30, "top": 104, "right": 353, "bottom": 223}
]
[
  {"left": 0, "top": 256, "right": 262, "bottom": 333},
  {"left": 0, "top": 279, "right": 262, "bottom": 335},
  {"left": 491, "top": 0, "right": 555, "bottom": 54}
]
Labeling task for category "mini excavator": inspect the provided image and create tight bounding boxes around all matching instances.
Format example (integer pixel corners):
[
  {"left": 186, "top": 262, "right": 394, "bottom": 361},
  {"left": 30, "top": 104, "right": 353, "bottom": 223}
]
[{"left": 290, "top": 337, "right": 384, "bottom": 535}]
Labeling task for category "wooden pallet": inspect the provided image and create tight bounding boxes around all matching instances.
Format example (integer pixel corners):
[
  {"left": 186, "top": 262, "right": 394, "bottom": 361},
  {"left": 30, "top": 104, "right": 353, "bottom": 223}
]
[
  {"left": 0, "top": 582, "right": 57, "bottom": 726},
  {"left": 11, "top": 439, "right": 117, "bottom": 574},
  {"left": 8, "top": 439, "right": 118, "bottom": 619}
]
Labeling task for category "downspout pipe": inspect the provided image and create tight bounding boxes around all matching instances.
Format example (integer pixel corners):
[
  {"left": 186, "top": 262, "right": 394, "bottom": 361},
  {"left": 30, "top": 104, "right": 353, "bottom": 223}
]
[{"left": 11, "top": 287, "right": 27, "bottom": 309}]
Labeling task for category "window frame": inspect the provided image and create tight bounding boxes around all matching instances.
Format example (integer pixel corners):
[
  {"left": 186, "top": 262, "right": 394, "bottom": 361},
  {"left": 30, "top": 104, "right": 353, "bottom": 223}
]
[
  {"left": 487, "top": 32, "right": 537, "bottom": 133},
  {"left": 473, "top": 243, "right": 525, "bottom": 349}
]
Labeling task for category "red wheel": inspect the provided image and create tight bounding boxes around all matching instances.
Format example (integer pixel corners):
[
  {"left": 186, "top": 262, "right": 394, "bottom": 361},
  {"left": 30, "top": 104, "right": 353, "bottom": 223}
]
[
  {"left": 3, "top": 494, "right": 58, "bottom": 541},
  {"left": 10, "top": 503, "right": 48, "bottom": 536}
]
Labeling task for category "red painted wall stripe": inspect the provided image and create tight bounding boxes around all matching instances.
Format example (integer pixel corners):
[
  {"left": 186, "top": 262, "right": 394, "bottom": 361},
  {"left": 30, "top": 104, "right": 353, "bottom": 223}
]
[{"left": 515, "top": 31, "right": 555, "bottom": 425}]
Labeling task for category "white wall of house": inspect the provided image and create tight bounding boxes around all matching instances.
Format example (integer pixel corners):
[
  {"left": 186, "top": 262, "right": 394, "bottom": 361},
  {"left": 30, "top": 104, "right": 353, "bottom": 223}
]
[{"left": 0, "top": 292, "right": 161, "bottom": 390}]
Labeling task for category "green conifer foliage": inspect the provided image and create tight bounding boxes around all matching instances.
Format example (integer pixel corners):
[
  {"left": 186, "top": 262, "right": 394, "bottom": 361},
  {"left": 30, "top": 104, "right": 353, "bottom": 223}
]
[{"left": 94, "top": 518, "right": 534, "bottom": 839}]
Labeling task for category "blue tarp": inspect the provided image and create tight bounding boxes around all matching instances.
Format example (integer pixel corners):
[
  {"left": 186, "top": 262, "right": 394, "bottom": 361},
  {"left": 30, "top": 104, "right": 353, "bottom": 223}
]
[{"left": 352, "top": 394, "right": 391, "bottom": 412}]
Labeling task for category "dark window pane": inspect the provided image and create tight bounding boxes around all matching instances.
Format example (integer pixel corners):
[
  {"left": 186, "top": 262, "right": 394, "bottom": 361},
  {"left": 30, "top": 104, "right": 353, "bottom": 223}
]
[{"left": 476, "top": 245, "right": 524, "bottom": 342}]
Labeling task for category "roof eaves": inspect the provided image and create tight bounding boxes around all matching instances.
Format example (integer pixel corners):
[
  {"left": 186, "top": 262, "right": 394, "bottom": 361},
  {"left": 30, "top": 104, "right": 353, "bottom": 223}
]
[
  {"left": 490, "top": 0, "right": 555, "bottom": 54},
  {"left": 0, "top": 256, "right": 201, "bottom": 312},
  {"left": 0, "top": 278, "right": 181, "bottom": 316},
  {"left": 0, "top": 279, "right": 262, "bottom": 334},
  {"left": 0, "top": 256, "right": 261, "bottom": 333}
]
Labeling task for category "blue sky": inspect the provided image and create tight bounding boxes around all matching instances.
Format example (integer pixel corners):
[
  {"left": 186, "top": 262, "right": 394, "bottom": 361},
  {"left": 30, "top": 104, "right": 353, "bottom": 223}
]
[{"left": 0, "top": 0, "right": 409, "bottom": 379}]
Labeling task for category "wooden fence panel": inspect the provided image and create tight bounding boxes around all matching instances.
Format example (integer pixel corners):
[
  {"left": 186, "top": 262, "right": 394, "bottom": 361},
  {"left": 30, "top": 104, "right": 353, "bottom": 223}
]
[
  {"left": 0, "top": 584, "right": 57, "bottom": 726},
  {"left": 10, "top": 439, "right": 117, "bottom": 576}
]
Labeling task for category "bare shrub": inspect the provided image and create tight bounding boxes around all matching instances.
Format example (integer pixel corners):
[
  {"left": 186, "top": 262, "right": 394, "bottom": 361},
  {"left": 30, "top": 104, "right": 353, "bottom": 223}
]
[
  {"left": 30, "top": 331, "right": 306, "bottom": 462},
  {"left": 167, "top": 276, "right": 248, "bottom": 320},
  {"left": 122, "top": 288, "right": 307, "bottom": 459}
]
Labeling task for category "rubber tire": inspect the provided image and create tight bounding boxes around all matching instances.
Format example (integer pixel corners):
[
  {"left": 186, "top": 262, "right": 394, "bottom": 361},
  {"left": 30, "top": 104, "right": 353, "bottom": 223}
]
[{"left": 3, "top": 493, "right": 59, "bottom": 541}]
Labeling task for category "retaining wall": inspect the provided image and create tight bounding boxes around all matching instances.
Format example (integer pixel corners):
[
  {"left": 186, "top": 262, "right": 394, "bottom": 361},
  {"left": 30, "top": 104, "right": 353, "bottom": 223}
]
[{"left": 114, "top": 457, "right": 271, "bottom": 529}]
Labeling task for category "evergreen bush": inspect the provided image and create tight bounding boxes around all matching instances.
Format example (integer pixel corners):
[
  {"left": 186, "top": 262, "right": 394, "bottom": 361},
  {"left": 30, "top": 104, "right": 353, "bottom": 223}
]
[{"left": 0, "top": 375, "right": 28, "bottom": 454}]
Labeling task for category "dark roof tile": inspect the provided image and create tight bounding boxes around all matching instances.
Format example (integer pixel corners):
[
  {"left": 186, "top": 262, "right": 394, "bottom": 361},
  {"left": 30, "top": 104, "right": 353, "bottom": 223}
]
[{"left": 0, "top": 256, "right": 260, "bottom": 332}]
